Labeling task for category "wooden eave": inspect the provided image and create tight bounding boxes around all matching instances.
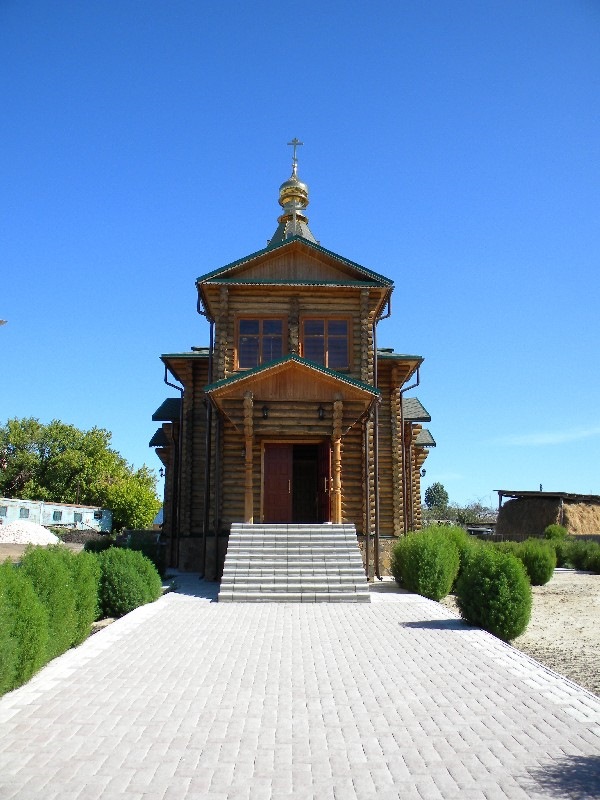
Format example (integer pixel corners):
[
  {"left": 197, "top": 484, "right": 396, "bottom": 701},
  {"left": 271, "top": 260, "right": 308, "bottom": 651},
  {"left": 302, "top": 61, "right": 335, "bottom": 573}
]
[
  {"left": 377, "top": 353, "right": 424, "bottom": 387},
  {"left": 160, "top": 351, "right": 209, "bottom": 386},
  {"left": 205, "top": 355, "right": 379, "bottom": 432},
  {"left": 196, "top": 238, "right": 393, "bottom": 320}
]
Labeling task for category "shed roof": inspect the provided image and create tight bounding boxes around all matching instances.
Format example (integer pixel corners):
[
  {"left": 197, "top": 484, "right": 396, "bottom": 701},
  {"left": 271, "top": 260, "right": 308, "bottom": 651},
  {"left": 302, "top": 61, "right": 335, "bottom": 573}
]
[
  {"left": 414, "top": 429, "right": 436, "bottom": 447},
  {"left": 149, "top": 428, "right": 169, "bottom": 447},
  {"left": 402, "top": 397, "right": 431, "bottom": 422},
  {"left": 497, "top": 490, "right": 600, "bottom": 504},
  {"left": 151, "top": 398, "right": 181, "bottom": 422}
]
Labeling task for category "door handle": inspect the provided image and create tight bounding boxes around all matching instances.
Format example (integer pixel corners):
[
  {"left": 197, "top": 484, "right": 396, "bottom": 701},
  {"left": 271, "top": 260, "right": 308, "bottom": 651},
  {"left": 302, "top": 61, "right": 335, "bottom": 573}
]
[{"left": 288, "top": 479, "right": 291, "bottom": 494}]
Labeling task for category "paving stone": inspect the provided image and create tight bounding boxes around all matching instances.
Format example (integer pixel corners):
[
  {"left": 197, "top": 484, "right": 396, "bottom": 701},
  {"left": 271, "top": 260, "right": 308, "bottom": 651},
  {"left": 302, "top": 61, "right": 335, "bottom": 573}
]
[{"left": 1, "top": 579, "right": 599, "bottom": 799}]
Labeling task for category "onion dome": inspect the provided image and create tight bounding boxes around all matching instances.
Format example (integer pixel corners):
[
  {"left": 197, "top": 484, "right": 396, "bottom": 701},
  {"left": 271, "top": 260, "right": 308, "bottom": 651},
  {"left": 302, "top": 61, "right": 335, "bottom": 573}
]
[{"left": 267, "top": 139, "right": 318, "bottom": 248}]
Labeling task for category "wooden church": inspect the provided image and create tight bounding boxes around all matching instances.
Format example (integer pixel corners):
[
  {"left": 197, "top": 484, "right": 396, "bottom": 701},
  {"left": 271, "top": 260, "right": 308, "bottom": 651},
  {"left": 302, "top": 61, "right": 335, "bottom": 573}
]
[{"left": 151, "top": 142, "right": 435, "bottom": 582}]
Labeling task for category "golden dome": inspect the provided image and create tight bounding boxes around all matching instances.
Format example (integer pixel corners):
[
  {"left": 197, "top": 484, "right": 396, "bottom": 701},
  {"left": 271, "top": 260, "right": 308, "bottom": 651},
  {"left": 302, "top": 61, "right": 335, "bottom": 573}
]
[{"left": 278, "top": 174, "right": 309, "bottom": 210}]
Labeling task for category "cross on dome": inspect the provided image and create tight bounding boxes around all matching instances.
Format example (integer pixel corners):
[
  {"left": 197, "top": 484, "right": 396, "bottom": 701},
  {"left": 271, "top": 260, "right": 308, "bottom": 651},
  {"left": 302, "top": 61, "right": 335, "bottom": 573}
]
[{"left": 287, "top": 138, "right": 303, "bottom": 177}]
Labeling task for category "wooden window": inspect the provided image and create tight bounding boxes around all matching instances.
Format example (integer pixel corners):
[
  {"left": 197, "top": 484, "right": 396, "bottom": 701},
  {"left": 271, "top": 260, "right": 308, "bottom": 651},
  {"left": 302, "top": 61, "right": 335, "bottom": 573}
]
[
  {"left": 237, "top": 318, "right": 284, "bottom": 369},
  {"left": 302, "top": 318, "right": 350, "bottom": 370}
]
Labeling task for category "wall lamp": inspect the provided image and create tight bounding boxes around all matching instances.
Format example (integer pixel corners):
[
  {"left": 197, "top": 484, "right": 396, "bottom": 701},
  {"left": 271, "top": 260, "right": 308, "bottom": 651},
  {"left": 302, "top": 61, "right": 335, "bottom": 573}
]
[
  {"left": 262, "top": 405, "right": 269, "bottom": 419},
  {"left": 318, "top": 405, "right": 325, "bottom": 420},
  {"left": 159, "top": 467, "right": 165, "bottom": 478},
  {"left": 420, "top": 469, "right": 426, "bottom": 478}
]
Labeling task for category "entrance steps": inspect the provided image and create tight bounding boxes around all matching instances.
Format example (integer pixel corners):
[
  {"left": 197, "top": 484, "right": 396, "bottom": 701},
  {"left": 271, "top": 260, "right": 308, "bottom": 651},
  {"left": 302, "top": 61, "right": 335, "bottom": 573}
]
[{"left": 218, "top": 523, "right": 370, "bottom": 603}]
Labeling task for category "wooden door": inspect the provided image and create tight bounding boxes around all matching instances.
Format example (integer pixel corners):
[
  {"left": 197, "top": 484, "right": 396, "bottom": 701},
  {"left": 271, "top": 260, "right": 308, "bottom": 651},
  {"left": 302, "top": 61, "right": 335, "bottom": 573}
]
[
  {"left": 317, "top": 440, "right": 331, "bottom": 523},
  {"left": 263, "top": 444, "right": 292, "bottom": 523}
]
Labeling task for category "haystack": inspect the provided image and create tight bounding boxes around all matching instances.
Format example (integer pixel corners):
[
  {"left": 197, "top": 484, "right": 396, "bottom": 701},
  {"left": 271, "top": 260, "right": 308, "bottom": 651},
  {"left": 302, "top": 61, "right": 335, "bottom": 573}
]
[
  {"left": 496, "top": 492, "right": 600, "bottom": 537},
  {"left": 496, "top": 498, "right": 561, "bottom": 538}
]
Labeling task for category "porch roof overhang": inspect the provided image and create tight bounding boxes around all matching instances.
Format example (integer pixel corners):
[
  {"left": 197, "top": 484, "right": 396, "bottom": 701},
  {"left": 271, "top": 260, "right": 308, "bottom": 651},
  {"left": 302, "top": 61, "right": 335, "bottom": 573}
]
[{"left": 204, "top": 354, "right": 379, "bottom": 431}]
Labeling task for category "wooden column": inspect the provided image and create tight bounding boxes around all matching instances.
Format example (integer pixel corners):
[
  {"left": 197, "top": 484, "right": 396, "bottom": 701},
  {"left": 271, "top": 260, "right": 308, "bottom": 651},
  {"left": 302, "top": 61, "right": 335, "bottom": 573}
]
[
  {"left": 331, "top": 396, "right": 343, "bottom": 524},
  {"left": 390, "top": 368, "right": 403, "bottom": 536},
  {"left": 243, "top": 391, "right": 254, "bottom": 523}
]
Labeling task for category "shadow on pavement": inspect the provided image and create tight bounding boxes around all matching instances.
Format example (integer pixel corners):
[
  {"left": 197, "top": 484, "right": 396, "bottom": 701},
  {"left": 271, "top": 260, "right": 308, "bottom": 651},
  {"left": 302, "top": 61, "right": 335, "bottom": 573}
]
[
  {"left": 401, "top": 619, "right": 467, "bottom": 631},
  {"left": 165, "top": 571, "right": 219, "bottom": 601},
  {"left": 525, "top": 754, "right": 600, "bottom": 799}
]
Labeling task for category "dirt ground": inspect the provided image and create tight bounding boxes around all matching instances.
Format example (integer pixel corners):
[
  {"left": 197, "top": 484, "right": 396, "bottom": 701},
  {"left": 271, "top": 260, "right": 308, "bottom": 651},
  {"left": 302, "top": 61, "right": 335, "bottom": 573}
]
[{"left": 440, "top": 570, "right": 600, "bottom": 697}]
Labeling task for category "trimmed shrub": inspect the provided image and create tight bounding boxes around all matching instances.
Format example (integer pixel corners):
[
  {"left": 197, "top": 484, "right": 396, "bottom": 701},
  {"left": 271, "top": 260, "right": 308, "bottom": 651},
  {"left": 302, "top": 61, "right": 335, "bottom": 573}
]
[
  {"left": 125, "top": 532, "right": 166, "bottom": 578},
  {"left": 97, "top": 548, "right": 162, "bottom": 618},
  {"left": 583, "top": 543, "right": 600, "bottom": 573},
  {"left": 390, "top": 529, "right": 460, "bottom": 601},
  {"left": 552, "top": 536, "right": 573, "bottom": 568},
  {"left": 515, "top": 540, "right": 556, "bottom": 586},
  {"left": 83, "top": 537, "right": 114, "bottom": 554},
  {"left": 0, "top": 561, "right": 48, "bottom": 693},
  {"left": 54, "top": 549, "right": 101, "bottom": 645},
  {"left": 544, "top": 524, "right": 568, "bottom": 541},
  {"left": 455, "top": 547, "right": 531, "bottom": 641},
  {"left": 565, "top": 539, "right": 596, "bottom": 571},
  {"left": 20, "top": 546, "right": 77, "bottom": 660}
]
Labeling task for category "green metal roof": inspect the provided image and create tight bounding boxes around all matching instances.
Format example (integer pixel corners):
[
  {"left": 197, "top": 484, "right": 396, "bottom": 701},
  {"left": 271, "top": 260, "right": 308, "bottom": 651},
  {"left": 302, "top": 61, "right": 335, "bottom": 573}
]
[
  {"left": 149, "top": 428, "right": 169, "bottom": 447},
  {"left": 152, "top": 398, "right": 181, "bottom": 422},
  {"left": 196, "top": 237, "right": 394, "bottom": 288},
  {"left": 402, "top": 397, "right": 431, "bottom": 422},
  {"left": 376, "top": 349, "right": 424, "bottom": 362},
  {"left": 414, "top": 428, "right": 436, "bottom": 448},
  {"left": 204, "top": 353, "right": 380, "bottom": 396}
]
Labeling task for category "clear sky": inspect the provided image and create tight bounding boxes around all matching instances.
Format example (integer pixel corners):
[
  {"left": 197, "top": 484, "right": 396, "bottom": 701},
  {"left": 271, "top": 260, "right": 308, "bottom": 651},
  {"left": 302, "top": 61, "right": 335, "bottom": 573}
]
[{"left": 2, "top": 1, "right": 599, "bottom": 508}]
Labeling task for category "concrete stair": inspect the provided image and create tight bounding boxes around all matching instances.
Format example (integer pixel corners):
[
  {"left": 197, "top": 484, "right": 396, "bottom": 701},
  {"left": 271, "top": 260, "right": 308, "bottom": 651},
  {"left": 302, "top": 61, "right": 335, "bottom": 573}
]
[{"left": 218, "top": 523, "right": 370, "bottom": 603}]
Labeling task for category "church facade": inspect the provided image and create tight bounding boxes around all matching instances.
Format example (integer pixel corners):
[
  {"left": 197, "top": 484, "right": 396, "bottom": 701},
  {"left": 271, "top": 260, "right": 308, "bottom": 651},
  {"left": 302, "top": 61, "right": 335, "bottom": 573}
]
[{"left": 151, "top": 145, "right": 435, "bottom": 580}]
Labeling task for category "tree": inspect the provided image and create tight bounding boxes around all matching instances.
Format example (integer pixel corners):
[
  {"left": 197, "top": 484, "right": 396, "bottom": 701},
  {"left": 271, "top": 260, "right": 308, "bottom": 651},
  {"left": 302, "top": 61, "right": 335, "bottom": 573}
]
[
  {"left": 0, "top": 417, "right": 160, "bottom": 531},
  {"left": 424, "top": 482, "right": 449, "bottom": 512}
]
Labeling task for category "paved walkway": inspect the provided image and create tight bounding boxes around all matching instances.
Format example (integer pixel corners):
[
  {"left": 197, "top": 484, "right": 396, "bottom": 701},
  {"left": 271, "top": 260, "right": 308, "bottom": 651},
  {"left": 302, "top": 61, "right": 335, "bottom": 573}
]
[{"left": 0, "top": 575, "right": 599, "bottom": 800}]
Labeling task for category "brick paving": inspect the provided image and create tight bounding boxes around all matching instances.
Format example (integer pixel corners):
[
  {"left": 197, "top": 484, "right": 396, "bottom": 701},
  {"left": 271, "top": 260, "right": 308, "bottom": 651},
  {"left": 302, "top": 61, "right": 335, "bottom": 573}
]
[{"left": 0, "top": 575, "right": 599, "bottom": 799}]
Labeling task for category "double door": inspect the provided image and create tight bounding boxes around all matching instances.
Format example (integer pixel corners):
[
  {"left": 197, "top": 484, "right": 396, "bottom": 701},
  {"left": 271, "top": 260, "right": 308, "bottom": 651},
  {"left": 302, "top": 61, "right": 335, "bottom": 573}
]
[{"left": 263, "top": 442, "right": 331, "bottom": 524}]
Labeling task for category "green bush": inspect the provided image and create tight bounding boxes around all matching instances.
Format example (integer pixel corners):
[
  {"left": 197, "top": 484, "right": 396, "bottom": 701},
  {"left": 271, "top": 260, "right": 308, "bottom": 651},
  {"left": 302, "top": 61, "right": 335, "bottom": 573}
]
[
  {"left": 391, "top": 529, "right": 460, "bottom": 600},
  {"left": 544, "top": 524, "right": 568, "bottom": 540},
  {"left": 583, "top": 543, "right": 600, "bottom": 573},
  {"left": 125, "top": 532, "right": 166, "bottom": 578},
  {"left": 552, "top": 537, "right": 573, "bottom": 568},
  {"left": 565, "top": 539, "right": 595, "bottom": 571},
  {"left": 97, "top": 548, "right": 163, "bottom": 618},
  {"left": 20, "top": 546, "right": 78, "bottom": 660},
  {"left": 83, "top": 537, "right": 115, "bottom": 554},
  {"left": 55, "top": 549, "right": 101, "bottom": 645},
  {"left": 455, "top": 547, "right": 532, "bottom": 641},
  {"left": 561, "top": 539, "right": 600, "bottom": 573},
  {"left": 0, "top": 562, "right": 48, "bottom": 693},
  {"left": 514, "top": 540, "right": 556, "bottom": 586}
]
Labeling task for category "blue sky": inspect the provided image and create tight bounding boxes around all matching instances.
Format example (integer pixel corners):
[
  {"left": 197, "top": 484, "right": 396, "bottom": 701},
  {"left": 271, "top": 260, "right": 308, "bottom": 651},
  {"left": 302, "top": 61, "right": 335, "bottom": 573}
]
[{"left": 1, "top": 1, "right": 599, "bottom": 508}]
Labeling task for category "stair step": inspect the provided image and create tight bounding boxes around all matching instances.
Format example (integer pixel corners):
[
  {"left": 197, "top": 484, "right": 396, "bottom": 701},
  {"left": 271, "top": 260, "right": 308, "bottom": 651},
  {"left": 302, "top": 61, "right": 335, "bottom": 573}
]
[{"left": 218, "top": 523, "right": 369, "bottom": 604}]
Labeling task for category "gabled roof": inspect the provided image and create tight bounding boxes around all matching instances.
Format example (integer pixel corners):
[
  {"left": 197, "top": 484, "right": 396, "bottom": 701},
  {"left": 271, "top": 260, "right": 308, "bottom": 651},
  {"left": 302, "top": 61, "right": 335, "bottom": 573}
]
[
  {"left": 152, "top": 398, "right": 181, "bottom": 422},
  {"left": 414, "top": 429, "right": 436, "bottom": 448},
  {"left": 402, "top": 397, "right": 431, "bottom": 422},
  {"left": 204, "top": 353, "right": 380, "bottom": 397},
  {"left": 196, "top": 237, "right": 393, "bottom": 288}
]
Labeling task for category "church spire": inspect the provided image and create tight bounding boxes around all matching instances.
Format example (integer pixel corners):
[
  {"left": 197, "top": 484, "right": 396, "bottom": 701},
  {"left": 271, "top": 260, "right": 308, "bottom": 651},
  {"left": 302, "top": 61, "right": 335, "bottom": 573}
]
[{"left": 267, "top": 139, "right": 318, "bottom": 248}]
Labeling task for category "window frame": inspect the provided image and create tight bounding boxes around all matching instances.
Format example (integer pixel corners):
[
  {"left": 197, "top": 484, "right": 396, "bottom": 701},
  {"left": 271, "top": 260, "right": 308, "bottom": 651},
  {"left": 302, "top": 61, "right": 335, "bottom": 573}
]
[
  {"left": 300, "top": 316, "right": 352, "bottom": 371},
  {"left": 235, "top": 316, "right": 287, "bottom": 370}
]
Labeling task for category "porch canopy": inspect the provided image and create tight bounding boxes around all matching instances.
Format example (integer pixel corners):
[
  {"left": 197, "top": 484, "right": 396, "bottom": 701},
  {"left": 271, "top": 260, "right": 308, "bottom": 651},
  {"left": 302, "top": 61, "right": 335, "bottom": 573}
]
[{"left": 204, "top": 353, "right": 380, "bottom": 432}]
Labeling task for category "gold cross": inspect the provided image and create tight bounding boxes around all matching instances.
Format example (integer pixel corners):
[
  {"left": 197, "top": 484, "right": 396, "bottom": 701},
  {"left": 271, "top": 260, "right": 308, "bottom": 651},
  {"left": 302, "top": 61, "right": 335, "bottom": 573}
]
[{"left": 287, "top": 138, "right": 303, "bottom": 175}]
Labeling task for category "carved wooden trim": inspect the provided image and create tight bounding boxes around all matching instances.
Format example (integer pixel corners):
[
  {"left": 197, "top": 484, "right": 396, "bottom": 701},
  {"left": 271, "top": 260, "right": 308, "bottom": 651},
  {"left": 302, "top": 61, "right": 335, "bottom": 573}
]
[
  {"left": 331, "top": 394, "right": 343, "bottom": 523},
  {"left": 243, "top": 391, "right": 254, "bottom": 523},
  {"left": 289, "top": 295, "right": 300, "bottom": 354}
]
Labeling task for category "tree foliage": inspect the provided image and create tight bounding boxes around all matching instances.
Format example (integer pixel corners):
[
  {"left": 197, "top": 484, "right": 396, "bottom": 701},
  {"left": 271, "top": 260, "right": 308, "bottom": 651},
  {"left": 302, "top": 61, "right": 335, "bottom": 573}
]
[
  {"left": 423, "top": 482, "right": 449, "bottom": 511},
  {"left": 0, "top": 417, "right": 160, "bottom": 531}
]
